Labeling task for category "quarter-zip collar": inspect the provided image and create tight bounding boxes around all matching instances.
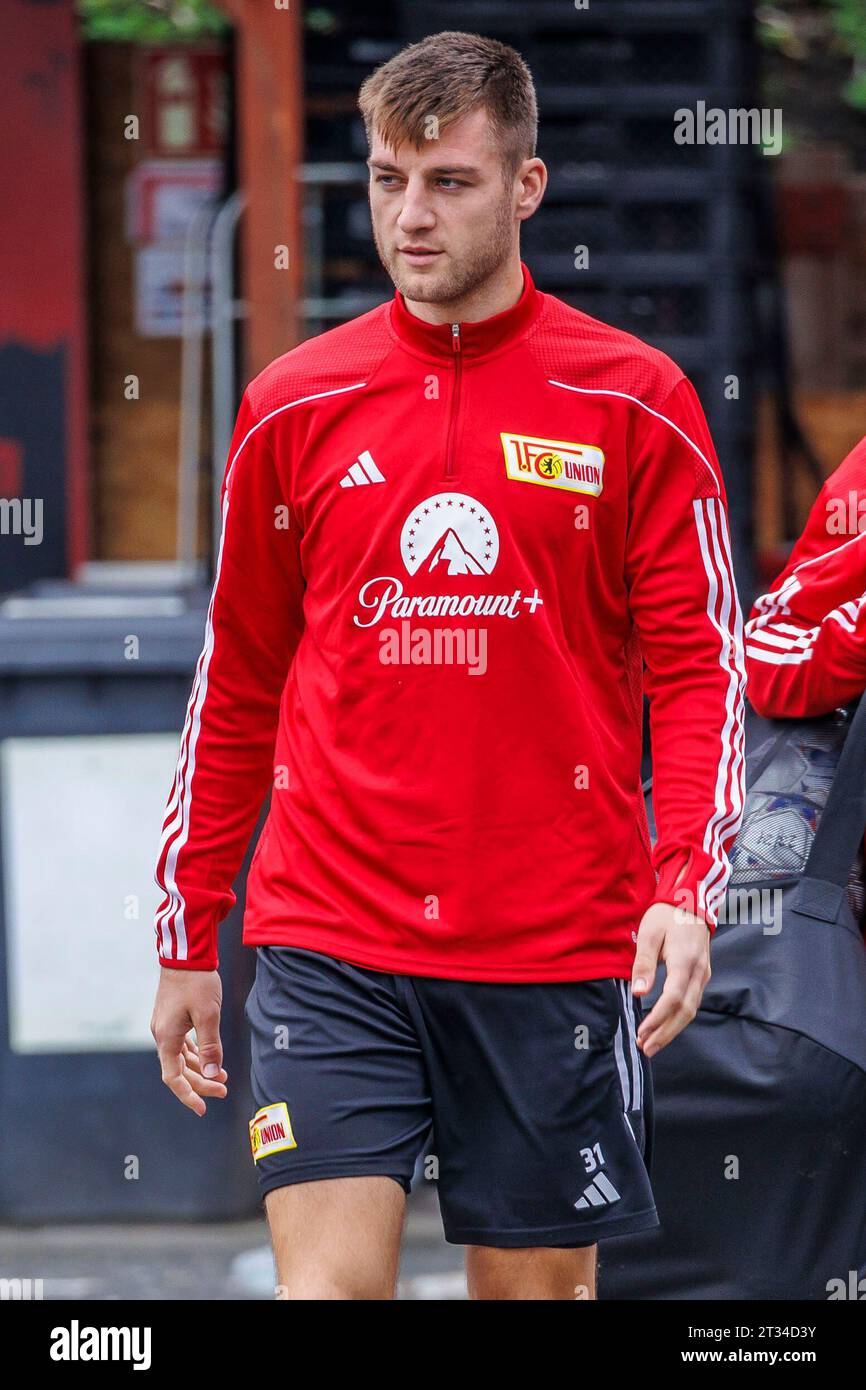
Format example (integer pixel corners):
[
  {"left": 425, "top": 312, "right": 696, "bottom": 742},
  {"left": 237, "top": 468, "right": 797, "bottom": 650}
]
[{"left": 389, "top": 260, "right": 543, "bottom": 362}]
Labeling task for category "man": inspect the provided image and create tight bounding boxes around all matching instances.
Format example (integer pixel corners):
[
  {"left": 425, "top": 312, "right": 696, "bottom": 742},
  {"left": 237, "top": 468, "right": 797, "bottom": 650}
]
[
  {"left": 151, "top": 31, "right": 746, "bottom": 1300},
  {"left": 745, "top": 434, "right": 866, "bottom": 717}
]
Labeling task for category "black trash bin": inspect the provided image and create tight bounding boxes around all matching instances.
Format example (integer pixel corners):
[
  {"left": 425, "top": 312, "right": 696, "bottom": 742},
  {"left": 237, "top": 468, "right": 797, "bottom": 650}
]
[{"left": 0, "top": 587, "right": 259, "bottom": 1221}]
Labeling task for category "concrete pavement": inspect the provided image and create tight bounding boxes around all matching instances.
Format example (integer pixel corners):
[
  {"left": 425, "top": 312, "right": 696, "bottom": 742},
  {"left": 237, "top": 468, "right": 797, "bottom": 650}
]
[{"left": 0, "top": 1183, "right": 468, "bottom": 1301}]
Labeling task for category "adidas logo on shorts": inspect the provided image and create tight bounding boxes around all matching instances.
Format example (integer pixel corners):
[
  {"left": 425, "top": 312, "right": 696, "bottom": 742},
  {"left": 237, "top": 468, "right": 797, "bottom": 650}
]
[{"left": 574, "top": 1171, "right": 621, "bottom": 1210}]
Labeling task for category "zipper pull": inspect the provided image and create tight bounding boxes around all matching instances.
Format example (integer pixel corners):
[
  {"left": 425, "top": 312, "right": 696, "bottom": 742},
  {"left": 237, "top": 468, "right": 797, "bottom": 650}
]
[{"left": 451, "top": 322, "right": 461, "bottom": 353}]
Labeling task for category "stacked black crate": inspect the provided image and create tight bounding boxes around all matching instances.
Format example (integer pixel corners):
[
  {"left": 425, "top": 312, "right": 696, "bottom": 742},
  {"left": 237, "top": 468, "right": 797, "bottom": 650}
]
[{"left": 303, "top": 5, "right": 401, "bottom": 315}]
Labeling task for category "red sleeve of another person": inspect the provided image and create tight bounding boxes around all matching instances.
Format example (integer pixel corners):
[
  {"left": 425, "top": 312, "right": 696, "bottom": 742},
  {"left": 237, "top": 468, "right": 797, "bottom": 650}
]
[{"left": 745, "top": 436, "right": 866, "bottom": 719}]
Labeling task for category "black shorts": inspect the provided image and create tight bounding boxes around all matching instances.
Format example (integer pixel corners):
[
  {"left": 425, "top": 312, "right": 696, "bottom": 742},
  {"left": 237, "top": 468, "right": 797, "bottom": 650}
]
[{"left": 244, "top": 946, "right": 660, "bottom": 1248}]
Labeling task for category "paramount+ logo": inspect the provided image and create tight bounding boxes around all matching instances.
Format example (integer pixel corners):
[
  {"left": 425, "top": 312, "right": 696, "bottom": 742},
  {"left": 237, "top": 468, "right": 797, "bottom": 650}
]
[{"left": 355, "top": 491, "right": 545, "bottom": 675}]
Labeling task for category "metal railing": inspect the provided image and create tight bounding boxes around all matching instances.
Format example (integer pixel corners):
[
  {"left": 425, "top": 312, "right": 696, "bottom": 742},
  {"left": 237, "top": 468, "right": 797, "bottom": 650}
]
[{"left": 175, "top": 163, "right": 381, "bottom": 575}]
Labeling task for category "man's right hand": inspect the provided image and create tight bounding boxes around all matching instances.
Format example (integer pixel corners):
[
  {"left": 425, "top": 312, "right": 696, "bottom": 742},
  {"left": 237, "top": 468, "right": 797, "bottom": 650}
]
[{"left": 150, "top": 966, "right": 228, "bottom": 1116}]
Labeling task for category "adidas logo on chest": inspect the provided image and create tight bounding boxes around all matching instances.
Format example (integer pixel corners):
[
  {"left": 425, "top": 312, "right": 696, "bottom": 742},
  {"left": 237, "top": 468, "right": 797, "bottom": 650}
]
[{"left": 339, "top": 451, "right": 385, "bottom": 487}]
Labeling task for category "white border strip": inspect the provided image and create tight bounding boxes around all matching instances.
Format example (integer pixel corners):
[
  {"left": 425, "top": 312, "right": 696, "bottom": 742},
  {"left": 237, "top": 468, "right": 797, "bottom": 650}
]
[{"left": 547, "top": 379, "right": 723, "bottom": 494}]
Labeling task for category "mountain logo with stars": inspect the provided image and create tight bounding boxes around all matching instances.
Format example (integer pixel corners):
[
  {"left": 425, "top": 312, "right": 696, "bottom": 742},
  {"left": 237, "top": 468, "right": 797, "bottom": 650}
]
[{"left": 399, "top": 493, "right": 500, "bottom": 577}]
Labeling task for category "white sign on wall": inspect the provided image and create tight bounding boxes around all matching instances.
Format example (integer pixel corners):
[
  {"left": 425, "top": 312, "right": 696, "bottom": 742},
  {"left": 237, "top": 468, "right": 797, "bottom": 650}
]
[{"left": 2, "top": 733, "right": 181, "bottom": 1053}]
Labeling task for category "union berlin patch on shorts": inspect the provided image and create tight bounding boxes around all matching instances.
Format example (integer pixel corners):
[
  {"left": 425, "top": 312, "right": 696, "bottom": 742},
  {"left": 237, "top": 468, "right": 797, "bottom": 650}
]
[
  {"left": 501, "top": 432, "right": 605, "bottom": 496},
  {"left": 249, "top": 1102, "right": 297, "bottom": 1162}
]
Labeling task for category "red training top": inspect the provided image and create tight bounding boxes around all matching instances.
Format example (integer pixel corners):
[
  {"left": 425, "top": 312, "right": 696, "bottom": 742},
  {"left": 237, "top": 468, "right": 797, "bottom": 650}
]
[{"left": 155, "top": 261, "right": 747, "bottom": 981}]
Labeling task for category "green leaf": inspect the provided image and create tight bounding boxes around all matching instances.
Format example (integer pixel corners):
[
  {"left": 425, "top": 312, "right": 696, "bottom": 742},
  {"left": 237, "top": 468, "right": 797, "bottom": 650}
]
[{"left": 77, "top": 0, "right": 228, "bottom": 43}]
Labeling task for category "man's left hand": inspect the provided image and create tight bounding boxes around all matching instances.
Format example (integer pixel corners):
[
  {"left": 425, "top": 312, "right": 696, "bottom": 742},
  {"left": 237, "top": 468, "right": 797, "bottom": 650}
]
[{"left": 631, "top": 901, "right": 711, "bottom": 1057}]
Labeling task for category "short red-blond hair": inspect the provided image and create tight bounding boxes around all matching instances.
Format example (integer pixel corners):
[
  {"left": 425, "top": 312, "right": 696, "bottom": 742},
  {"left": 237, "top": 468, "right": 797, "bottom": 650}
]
[{"left": 358, "top": 30, "right": 538, "bottom": 180}]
